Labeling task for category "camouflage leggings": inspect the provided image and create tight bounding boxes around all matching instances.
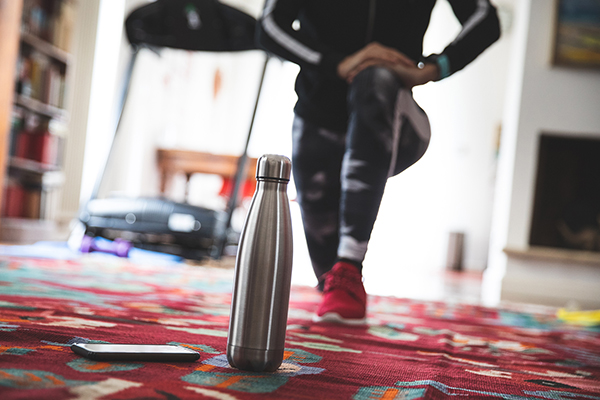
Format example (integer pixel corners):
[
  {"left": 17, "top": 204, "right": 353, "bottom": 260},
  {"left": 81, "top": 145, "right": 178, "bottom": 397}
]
[{"left": 292, "top": 66, "right": 431, "bottom": 282}]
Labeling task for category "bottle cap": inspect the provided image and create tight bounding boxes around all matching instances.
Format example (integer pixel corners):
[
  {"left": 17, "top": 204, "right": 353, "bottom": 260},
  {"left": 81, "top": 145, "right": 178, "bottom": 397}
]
[{"left": 256, "top": 154, "right": 291, "bottom": 181}]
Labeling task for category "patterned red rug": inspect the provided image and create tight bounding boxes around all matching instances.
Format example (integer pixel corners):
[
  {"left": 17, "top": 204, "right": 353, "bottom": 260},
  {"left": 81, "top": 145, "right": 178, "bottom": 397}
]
[{"left": 0, "top": 255, "right": 599, "bottom": 399}]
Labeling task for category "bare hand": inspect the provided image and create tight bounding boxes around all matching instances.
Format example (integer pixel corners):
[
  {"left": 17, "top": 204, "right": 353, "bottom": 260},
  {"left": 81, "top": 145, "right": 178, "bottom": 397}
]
[
  {"left": 337, "top": 42, "right": 414, "bottom": 81},
  {"left": 388, "top": 62, "right": 440, "bottom": 88}
]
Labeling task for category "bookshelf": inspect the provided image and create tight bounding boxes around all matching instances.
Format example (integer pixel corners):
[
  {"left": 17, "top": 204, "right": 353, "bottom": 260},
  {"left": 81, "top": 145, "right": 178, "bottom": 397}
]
[{"left": 1, "top": 0, "right": 75, "bottom": 241}]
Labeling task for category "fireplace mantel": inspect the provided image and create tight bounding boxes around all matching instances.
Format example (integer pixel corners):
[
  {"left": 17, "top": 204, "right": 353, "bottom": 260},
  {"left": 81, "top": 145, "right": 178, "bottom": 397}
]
[
  {"left": 504, "top": 246, "right": 600, "bottom": 267},
  {"left": 496, "top": 246, "right": 600, "bottom": 309}
]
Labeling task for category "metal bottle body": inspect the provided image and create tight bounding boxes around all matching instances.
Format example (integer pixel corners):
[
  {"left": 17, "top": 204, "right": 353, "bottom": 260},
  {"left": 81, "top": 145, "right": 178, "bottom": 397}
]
[{"left": 227, "top": 156, "right": 293, "bottom": 372}]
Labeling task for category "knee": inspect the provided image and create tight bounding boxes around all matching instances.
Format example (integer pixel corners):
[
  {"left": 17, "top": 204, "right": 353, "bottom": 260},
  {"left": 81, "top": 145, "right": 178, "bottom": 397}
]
[
  {"left": 353, "top": 66, "right": 397, "bottom": 86},
  {"left": 348, "top": 66, "right": 400, "bottom": 104}
]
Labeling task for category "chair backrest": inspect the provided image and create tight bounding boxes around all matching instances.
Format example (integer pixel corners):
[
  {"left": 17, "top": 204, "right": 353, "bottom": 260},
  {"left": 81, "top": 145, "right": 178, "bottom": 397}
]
[{"left": 125, "top": 0, "right": 258, "bottom": 52}]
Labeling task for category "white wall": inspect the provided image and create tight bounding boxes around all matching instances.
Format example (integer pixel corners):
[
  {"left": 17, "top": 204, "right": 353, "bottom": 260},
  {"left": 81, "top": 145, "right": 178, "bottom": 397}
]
[
  {"left": 484, "top": 0, "right": 600, "bottom": 306},
  {"left": 80, "top": 0, "right": 125, "bottom": 204},
  {"left": 59, "top": 0, "right": 102, "bottom": 222}
]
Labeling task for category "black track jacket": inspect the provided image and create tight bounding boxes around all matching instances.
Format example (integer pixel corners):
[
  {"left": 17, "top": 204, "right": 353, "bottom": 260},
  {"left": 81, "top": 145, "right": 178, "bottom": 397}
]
[{"left": 256, "top": 0, "right": 501, "bottom": 131}]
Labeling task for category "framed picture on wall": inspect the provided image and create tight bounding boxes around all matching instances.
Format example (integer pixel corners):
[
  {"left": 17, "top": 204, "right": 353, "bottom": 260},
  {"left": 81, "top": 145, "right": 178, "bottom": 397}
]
[{"left": 553, "top": 0, "right": 600, "bottom": 69}]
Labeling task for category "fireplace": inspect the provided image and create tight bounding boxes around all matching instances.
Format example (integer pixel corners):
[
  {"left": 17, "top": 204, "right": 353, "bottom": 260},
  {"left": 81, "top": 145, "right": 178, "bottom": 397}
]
[{"left": 529, "top": 133, "right": 600, "bottom": 252}]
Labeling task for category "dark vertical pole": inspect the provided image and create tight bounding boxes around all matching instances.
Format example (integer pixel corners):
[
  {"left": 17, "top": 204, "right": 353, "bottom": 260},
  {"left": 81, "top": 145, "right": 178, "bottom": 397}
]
[
  {"left": 212, "top": 54, "right": 269, "bottom": 259},
  {"left": 89, "top": 47, "right": 139, "bottom": 201}
]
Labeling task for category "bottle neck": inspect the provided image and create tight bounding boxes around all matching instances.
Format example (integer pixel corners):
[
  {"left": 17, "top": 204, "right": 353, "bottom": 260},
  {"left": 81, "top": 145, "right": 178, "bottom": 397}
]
[{"left": 256, "top": 178, "right": 289, "bottom": 193}]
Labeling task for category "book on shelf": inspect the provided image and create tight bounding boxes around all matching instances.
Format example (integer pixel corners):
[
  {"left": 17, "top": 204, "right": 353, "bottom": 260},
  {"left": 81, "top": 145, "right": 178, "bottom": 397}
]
[
  {"left": 53, "top": 0, "right": 75, "bottom": 52},
  {"left": 21, "top": 0, "right": 75, "bottom": 52},
  {"left": 14, "top": 130, "right": 33, "bottom": 160},
  {"left": 29, "top": 51, "right": 47, "bottom": 101},
  {"left": 3, "top": 183, "right": 25, "bottom": 218},
  {"left": 13, "top": 131, "right": 62, "bottom": 167},
  {"left": 11, "top": 111, "right": 38, "bottom": 160},
  {"left": 17, "top": 51, "right": 66, "bottom": 108},
  {"left": 10, "top": 110, "right": 64, "bottom": 167},
  {"left": 33, "top": 130, "right": 61, "bottom": 165},
  {"left": 9, "top": 107, "right": 25, "bottom": 157},
  {"left": 39, "top": 171, "right": 65, "bottom": 220},
  {"left": 21, "top": 0, "right": 51, "bottom": 41},
  {"left": 24, "top": 187, "right": 42, "bottom": 219},
  {"left": 2, "top": 181, "right": 44, "bottom": 220},
  {"left": 45, "top": 64, "right": 63, "bottom": 107}
]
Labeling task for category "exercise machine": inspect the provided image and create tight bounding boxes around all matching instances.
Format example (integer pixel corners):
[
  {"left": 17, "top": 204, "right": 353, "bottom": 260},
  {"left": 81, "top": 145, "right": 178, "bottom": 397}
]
[{"left": 74, "top": 0, "right": 267, "bottom": 260}]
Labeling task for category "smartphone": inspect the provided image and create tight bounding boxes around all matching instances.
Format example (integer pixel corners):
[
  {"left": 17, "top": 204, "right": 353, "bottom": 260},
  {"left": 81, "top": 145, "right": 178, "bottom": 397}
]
[{"left": 71, "top": 343, "right": 200, "bottom": 362}]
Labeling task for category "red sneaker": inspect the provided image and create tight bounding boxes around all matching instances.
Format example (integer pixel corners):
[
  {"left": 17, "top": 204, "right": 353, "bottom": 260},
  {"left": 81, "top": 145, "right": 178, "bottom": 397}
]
[{"left": 313, "top": 261, "right": 367, "bottom": 324}]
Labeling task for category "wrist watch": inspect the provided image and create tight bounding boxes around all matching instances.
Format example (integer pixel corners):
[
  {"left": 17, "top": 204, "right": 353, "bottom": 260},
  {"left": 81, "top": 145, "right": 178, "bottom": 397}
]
[{"left": 421, "top": 54, "right": 451, "bottom": 80}]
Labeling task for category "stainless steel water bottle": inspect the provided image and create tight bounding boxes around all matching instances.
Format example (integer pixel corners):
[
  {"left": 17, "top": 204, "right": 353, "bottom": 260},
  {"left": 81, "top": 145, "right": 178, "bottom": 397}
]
[{"left": 227, "top": 154, "right": 293, "bottom": 372}]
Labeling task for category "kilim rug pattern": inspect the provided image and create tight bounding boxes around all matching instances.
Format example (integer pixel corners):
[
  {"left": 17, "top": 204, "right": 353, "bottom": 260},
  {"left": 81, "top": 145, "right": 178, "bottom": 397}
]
[{"left": 0, "top": 255, "right": 599, "bottom": 399}]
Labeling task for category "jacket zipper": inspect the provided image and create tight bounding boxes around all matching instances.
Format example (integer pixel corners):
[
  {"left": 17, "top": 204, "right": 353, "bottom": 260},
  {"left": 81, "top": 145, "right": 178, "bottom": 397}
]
[{"left": 365, "top": 0, "right": 377, "bottom": 44}]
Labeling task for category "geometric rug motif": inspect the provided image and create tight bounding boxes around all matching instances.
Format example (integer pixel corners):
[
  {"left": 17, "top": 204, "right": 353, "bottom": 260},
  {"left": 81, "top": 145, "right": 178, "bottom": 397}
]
[{"left": 0, "top": 255, "right": 599, "bottom": 399}]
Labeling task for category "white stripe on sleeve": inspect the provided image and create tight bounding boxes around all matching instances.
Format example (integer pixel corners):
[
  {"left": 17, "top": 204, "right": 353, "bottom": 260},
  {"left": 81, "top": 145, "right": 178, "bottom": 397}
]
[
  {"left": 261, "top": 0, "right": 322, "bottom": 65},
  {"left": 452, "top": 0, "right": 490, "bottom": 44}
]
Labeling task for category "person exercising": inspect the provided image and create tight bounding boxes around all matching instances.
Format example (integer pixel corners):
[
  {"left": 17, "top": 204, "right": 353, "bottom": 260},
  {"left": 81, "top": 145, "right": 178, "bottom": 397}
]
[{"left": 256, "top": 0, "right": 501, "bottom": 323}]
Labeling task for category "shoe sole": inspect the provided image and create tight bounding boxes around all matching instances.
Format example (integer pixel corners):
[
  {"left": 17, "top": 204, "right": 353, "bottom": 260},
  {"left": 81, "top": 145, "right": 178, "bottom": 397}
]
[{"left": 312, "top": 312, "right": 367, "bottom": 325}]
